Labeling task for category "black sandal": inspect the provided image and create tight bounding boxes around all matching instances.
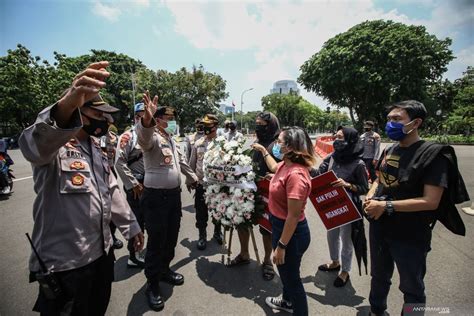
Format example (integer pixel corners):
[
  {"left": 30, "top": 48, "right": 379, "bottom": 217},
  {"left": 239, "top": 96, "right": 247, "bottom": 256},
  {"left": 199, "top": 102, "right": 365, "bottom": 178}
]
[
  {"left": 318, "top": 263, "right": 341, "bottom": 272},
  {"left": 227, "top": 254, "right": 250, "bottom": 267},
  {"left": 262, "top": 263, "right": 275, "bottom": 281}
]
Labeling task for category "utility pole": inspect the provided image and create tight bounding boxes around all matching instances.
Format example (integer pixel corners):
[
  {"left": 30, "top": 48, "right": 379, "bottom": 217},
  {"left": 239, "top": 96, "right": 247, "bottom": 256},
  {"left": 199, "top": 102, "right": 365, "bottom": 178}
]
[{"left": 240, "top": 88, "right": 253, "bottom": 133}]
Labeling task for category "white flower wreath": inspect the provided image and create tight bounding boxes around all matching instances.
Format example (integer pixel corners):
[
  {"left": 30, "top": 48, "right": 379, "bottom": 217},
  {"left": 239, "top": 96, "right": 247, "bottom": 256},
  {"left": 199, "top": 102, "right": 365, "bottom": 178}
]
[{"left": 203, "top": 135, "right": 261, "bottom": 228}]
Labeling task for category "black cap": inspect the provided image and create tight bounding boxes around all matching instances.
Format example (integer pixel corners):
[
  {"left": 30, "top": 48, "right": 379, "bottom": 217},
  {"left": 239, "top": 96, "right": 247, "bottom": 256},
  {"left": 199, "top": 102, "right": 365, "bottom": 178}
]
[
  {"left": 364, "top": 121, "right": 374, "bottom": 128},
  {"left": 83, "top": 95, "right": 119, "bottom": 113},
  {"left": 195, "top": 118, "right": 203, "bottom": 125},
  {"left": 154, "top": 106, "right": 176, "bottom": 118}
]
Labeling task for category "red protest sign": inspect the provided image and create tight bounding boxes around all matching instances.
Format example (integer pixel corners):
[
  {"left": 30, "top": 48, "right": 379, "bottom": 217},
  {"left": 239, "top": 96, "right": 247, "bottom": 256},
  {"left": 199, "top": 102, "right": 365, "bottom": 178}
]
[
  {"left": 309, "top": 170, "right": 362, "bottom": 230},
  {"left": 256, "top": 179, "right": 272, "bottom": 233}
]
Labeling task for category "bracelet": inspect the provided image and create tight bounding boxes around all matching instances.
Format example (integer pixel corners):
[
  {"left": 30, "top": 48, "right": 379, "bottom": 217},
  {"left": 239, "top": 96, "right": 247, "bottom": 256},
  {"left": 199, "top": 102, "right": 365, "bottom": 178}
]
[
  {"left": 277, "top": 240, "right": 287, "bottom": 249},
  {"left": 263, "top": 153, "right": 269, "bottom": 158}
]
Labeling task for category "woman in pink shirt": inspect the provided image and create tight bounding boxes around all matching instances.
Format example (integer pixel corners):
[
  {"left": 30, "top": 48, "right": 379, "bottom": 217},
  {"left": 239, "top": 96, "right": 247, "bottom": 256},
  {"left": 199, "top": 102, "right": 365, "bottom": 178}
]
[{"left": 252, "top": 126, "right": 316, "bottom": 316}]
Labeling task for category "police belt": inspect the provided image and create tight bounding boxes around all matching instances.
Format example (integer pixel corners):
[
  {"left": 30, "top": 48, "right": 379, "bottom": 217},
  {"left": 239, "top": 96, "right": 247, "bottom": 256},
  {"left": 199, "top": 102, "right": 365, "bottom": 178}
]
[
  {"left": 146, "top": 186, "right": 181, "bottom": 193},
  {"left": 133, "top": 173, "right": 145, "bottom": 182}
]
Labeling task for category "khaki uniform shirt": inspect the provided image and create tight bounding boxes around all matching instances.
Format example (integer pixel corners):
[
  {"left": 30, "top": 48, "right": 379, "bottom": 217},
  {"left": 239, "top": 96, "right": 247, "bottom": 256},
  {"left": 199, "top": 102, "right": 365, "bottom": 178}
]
[
  {"left": 189, "top": 136, "right": 212, "bottom": 182},
  {"left": 115, "top": 127, "right": 145, "bottom": 190},
  {"left": 136, "top": 120, "right": 197, "bottom": 189},
  {"left": 360, "top": 131, "right": 381, "bottom": 160},
  {"left": 184, "top": 132, "right": 204, "bottom": 163},
  {"left": 19, "top": 104, "right": 141, "bottom": 273},
  {"left": 224, "top": 130, "right": 243, "bottom": 142}
]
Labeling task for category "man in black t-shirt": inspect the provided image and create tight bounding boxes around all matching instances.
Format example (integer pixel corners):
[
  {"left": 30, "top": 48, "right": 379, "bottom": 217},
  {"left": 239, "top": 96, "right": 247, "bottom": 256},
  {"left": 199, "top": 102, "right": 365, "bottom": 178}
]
[{"left": 364, "top": 100, "right": 449, "bottom": 316}]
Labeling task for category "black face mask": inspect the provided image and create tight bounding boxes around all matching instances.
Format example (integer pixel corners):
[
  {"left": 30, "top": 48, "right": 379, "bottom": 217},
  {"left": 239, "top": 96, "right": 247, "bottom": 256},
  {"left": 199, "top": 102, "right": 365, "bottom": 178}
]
[
  {"left": 255, "top": 125, "right": 268, "bottom": 139},
  {"left": 82, "top": 113, "right": 109, "bottom": 137},
  {"left": 196, "top": 125, "right": 204, "bottom": 134},
  {"left": 333, "top": 139, "right": 348, "bottom": 152},
  {"left": 204, "top": 126, "right": 215, "bottom": 135}
]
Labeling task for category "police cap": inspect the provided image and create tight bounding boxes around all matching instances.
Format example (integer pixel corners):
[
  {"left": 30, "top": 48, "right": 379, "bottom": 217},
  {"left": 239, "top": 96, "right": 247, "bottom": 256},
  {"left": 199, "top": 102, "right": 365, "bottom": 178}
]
[
  {"left": 83, "top": 95, "right": 119, "bottom": 113},
  {"left": 154, "top": 106, "right": 176, "bottom": 118},
  {"left": 202, "top": 114, "right": 219, "bottom": 126}
]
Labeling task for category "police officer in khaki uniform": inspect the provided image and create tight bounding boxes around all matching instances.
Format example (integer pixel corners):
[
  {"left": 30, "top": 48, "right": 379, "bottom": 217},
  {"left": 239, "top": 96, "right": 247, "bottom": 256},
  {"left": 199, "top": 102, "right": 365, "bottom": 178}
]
[
  {"left": 19, "top": 61, "right": 144, "bottom": 315},
  {"left": 137, "top": 91, "right": 198, "bottom": 311},
  {"left": 100, "top": 116, "right": 124, "bottom": 250},
  {"left": 115, "top": 102, "right": 146, "bottom": 268},
  {"left": 224, "top": 120, "right": 243, "bottom": 141},
  {"left": 184, "top": 118, "right": 205, "bottom": 162},
  {"left": 360, "top": 120, "right": 381, "bottom": 182},
  {"left": 189, "top": 114, "right": 223, "bottom": 250}
]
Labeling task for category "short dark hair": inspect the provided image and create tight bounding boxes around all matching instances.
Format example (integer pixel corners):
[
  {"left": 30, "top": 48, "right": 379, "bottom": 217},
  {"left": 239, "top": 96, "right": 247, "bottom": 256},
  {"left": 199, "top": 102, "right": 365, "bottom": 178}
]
[
  {"left": 281, "top": 126, "right": 316, "bottom": 168},
  {"left": 386, "top": 100, "right": 427, "bottom": 121}
]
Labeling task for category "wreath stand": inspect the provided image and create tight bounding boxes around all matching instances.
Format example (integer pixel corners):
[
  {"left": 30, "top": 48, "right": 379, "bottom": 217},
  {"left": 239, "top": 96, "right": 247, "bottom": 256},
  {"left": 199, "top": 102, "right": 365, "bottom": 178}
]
[{"left": 221, "top": 226, "right": 261, "bottom": 265}]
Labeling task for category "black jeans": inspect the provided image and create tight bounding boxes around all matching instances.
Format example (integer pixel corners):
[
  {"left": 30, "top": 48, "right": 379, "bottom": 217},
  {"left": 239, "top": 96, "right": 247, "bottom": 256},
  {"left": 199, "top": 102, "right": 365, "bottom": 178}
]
[
  {"left": 363, "top": 158, "right": 377, "bottom": 182},
  {"left": 271, "top": 215, "right": 311, "bottom": 316},
  {"left": 125, "top": 183, "right": 145, "bottom": 254},
  {"left": 32, "top": 252, "right": 114, "bottom": 316},
  {"left": 195, "top": 184, "right": 220, "bottom": 233},
  {"left": 141, "top": 187, "right": 182, "bottom": 282},
  {"left": 369, "top": 222, "right": 431, "bottom": 314}
]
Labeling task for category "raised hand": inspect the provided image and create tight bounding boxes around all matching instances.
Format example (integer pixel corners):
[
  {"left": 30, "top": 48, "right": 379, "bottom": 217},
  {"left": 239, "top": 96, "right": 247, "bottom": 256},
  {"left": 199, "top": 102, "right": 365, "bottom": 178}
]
[
  {"left": 55, "top": 61, "right": 110, "bottom": 127},
  {"left": 59, "top": 61, "right": 110, "bottom": 111},
  {"left": 142, "top": 90, "right": 159, "bottom": 127}
]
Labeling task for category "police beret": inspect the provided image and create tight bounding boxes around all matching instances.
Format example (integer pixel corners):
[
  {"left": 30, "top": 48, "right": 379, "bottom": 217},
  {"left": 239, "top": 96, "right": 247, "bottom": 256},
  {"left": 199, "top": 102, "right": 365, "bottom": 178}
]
[
  {"left": 202, "top": 114, "right": 219, "bottom": 125},
  {"left": 154, "top": 106, "right": 176, "bottom": 117}
]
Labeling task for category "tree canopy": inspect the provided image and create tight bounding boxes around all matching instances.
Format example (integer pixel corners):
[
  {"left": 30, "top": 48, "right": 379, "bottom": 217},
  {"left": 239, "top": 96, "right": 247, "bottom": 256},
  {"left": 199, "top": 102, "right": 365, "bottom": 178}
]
[
  {"left": 261, "top": 93, "right": 350, "bottom": 132},
  {"left": 298, "top": 20, "right": 454, "bottom": 128},
  {"left": 0, "top": 45, "right": 228, "bottom": 136}
]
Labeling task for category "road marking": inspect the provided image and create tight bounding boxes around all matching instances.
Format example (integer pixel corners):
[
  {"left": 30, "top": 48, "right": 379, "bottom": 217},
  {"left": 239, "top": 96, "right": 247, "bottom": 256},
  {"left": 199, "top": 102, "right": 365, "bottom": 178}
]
[{"left": 12, "top": 176, "right": 33, "bottom": 182}]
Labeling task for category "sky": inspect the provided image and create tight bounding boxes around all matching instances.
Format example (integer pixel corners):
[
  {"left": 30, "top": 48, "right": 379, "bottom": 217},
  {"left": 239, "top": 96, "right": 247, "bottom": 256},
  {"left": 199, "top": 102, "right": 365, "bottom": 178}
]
[{"left": 1, "top": 0, "right": 473, "bottom": 113}]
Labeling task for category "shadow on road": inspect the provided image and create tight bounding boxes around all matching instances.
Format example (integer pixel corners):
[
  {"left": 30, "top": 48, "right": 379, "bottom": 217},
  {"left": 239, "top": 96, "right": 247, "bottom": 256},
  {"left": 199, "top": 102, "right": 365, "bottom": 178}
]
[
  {"left": 182, "top": 204, "right": 195, "bottom": 214},
  {"left": 194, "top": 256, "right": 281, "bottom": 314},
  {"left": 302, "top": 270, "right": 365, "bottom": 308},
  {"left": 113, "top": 255, "right": 142, "bottom": 282},
  {"left": 126, "top": 282, "right": 176, "bottom": 316}
]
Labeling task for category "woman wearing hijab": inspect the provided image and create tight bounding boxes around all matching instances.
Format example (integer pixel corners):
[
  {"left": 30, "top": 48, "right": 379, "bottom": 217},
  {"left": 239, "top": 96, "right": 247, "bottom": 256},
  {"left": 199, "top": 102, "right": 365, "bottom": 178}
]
[
  {"left": 229, "top": 111, "right": 281, "bottom": 281},
  {"left": 316, "top": 126, "right": 368, "bottom": 287}
]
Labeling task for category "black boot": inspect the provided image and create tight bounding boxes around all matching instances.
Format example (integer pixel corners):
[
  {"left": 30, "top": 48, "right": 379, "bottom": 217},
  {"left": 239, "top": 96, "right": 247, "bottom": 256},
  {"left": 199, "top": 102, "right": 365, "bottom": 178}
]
[
  {"left": 146, "top": 280, "right": 164, "bottom": 311},
  {"left": 197, "top": 229, "right": 207, "bottom": 250},
  {"left": 213, "top": 224, "right": 223, "bottom": 245}
]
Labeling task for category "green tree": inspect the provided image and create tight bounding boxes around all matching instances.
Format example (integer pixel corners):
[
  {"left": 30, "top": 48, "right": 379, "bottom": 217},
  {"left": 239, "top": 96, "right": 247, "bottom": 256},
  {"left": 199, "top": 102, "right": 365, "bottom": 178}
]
[
  {"left": 154, "top": 65, "right": 228, "bottom": 136},
  {"left": 446, "top": 67, "right": 474, "bottom": 135},
  {"left": 261, "top": 93, "right": 313, "bottom": 127},
  {"left": 298, "top": 20, "right": 454, "bottom": 127},
  {"left": 0, "top": 44, "right": 53, "bottom": 134}
]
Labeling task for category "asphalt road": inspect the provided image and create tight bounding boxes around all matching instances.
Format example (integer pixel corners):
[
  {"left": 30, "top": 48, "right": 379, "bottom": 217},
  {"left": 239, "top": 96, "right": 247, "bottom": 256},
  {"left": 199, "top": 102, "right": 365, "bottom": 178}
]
[{"left": 1, "top": 142, "right": 473, "bottom": 316}]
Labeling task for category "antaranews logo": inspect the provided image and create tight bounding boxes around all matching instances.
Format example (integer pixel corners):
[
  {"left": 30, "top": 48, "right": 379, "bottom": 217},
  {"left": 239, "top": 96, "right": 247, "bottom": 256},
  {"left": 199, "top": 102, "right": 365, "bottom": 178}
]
[{"left": 403, "top": 304, "right": 451, "bottom": 315}]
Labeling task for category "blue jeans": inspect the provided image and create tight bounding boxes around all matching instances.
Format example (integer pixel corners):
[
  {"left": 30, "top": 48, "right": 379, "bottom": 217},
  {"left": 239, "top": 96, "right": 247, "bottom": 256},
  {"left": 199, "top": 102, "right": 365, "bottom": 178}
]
[
  {"left": 271, "top": 215, "right": 311, "bottom": 316},
  {"left": 369, "top": 222, "right": 431, "bottom": 314}
]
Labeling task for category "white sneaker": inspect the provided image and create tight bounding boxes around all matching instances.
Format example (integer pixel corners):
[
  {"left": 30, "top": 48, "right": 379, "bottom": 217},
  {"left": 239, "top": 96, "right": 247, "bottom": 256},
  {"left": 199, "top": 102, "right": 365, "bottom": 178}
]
[
  {"left": 265, "top": 296, "right": 293, "bottom": 313},
  {"left": 1, "top": 187, "right": 10, "bottom": 194},
  {"left": 127, "top": 252, "right": 145, "bottom": 268}
]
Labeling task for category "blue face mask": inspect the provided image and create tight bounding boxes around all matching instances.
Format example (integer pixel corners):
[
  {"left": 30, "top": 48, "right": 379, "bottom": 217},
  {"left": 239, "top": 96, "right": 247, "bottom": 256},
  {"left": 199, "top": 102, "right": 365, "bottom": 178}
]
[
  {"left": 385, "top": 120, "right": 415, "bottom": 141},
  {"left": 272, "top": 143, "right": 284, "bottom": 160}
]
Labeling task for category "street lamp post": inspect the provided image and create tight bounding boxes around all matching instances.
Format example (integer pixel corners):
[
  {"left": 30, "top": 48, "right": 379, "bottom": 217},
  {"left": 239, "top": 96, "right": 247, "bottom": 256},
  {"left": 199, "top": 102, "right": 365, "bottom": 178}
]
[{"left": 240, "top": 88, "right": 253, "bottom": 133}]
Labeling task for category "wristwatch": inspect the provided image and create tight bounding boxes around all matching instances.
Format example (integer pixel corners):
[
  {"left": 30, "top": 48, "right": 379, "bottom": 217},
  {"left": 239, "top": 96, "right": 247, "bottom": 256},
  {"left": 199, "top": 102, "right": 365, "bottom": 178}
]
[
  {"left": 277, "top": 240, "right": 287, "bottom": 249},
  {"left": 384, "top": 200, "right": 395, "bottom": 216}
]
